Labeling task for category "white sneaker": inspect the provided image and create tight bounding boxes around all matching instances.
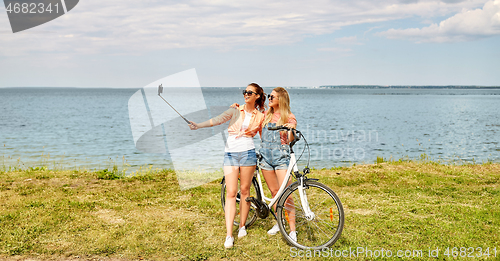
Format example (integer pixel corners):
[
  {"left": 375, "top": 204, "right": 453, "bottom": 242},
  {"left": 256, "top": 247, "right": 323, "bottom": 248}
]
[
  {"left": 289, "top": 231, "right": 297, "bottom": 242},
  {"left": 224, "top": 236, "right": 234, "bottom": 248},
  {"left": 267, "top": 224, "right": 280, "bottom": 235},
  {"left": 238, "top": 226, "right": 247, "bottom": 238}
]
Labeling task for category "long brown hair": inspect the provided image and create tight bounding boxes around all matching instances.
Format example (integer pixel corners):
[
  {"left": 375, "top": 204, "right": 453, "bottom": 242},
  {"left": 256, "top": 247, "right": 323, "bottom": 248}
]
[
  {"left": 263, "top": 87, "right": 291, "bottom": 127},
  {"left": 248, "top": 83, "right": 266, "bottom": 112}
]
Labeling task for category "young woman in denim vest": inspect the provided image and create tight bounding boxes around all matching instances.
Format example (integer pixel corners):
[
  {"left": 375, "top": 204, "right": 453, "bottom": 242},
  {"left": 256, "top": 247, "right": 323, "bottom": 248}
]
[
  {"left": 188, "top": 83, "right": 266, "bottom": 248},
  {"left": 231, "top": 87, "right": 297, "bottom": 241},
  {"left": 259, "top": 87, "right": 297, "bottom": 241}
]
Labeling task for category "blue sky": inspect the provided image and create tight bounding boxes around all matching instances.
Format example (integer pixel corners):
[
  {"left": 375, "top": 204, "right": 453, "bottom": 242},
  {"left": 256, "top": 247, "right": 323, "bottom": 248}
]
[{"left": 0, "top": 0, "right": 499, "bottom": 87}]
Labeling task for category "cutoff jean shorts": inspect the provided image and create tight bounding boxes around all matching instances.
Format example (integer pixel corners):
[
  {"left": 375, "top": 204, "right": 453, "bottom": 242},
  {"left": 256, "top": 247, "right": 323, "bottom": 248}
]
[
  {"left": 259, "top": 145, "right": 290, "bottom": 171},
  {"left": 223, "top": 149, "right": 257, "bottom": 167}
]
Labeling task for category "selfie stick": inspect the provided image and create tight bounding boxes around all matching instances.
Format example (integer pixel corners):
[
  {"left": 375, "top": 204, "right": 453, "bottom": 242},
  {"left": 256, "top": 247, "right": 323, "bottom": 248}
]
[{"left": 157, "top": 84, "right": 191, "bottom": 124}]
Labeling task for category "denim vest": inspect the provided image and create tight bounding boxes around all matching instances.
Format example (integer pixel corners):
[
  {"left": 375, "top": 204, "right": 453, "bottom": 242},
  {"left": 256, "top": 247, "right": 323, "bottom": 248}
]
[{"left": 259, "top": 123, "right": 290, "bottom": 167}]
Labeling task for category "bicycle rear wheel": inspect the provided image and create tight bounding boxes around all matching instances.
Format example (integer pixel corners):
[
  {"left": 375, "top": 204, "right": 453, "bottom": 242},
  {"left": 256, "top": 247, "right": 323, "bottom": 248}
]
[
  {"left": 276, "top": 180, "right": 344, "bottom": 249},
  {"left": 220, "top": 176, "right": 261, "bottom": 228}
]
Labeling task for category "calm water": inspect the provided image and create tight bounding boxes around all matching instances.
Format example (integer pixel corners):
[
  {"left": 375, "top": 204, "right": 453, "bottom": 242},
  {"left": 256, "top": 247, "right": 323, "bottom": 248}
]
[{"left": 1, "top": 88, "right": 499, "bottom": 173}]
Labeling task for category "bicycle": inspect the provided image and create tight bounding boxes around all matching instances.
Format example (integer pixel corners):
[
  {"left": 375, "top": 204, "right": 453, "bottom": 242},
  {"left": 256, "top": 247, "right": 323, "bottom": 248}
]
[{"left": 221, "top": 125, "right": 344, "bottom": 250}]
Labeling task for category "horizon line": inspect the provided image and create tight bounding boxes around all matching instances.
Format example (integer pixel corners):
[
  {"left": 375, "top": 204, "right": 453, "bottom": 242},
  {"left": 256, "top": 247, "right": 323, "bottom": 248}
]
[{"left": 1, "top": 85, "right": 500, "bottom": 89}]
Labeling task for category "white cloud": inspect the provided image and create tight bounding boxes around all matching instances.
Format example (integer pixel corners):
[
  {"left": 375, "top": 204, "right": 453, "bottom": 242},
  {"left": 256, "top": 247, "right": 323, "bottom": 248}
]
[
  {"left": 378, "top": 0, "right": 500, "bottom": 42},
  {"left": 0, "top": 0, "right": 491, "bottom": 56},
  {"left": 317, "top": 47, "right": 353, "bottom": 52},
  {"left": 334, "top": 36, "right": 363, "bottom": 45}
]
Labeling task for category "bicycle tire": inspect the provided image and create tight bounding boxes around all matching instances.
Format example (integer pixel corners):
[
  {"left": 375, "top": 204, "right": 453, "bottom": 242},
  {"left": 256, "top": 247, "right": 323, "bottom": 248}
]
[
  {"left": 276, "top": 180, "right": 344, "bottom": 250},
  {"left": 220, "top": 176, "right": 261, "bottom": 228}
]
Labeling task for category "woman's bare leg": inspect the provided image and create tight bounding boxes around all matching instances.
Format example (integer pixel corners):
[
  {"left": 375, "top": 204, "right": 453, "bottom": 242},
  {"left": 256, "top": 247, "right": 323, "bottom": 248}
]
[
  {"left": 238, "top": 165, "right": 256, "bottom": 227},
  {"left": 261, "top": 169, "right": 279, "bottom": 211},
  {"left": 224, "top": 166, "right": 239, "bottom": 237},
  {"left": 275, "top": 169, "right": 295, "bottom": 231}
]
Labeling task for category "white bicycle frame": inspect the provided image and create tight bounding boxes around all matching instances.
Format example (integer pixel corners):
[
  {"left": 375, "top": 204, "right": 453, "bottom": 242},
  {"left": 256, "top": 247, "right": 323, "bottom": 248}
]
[{"left": 254, "top": 149, "right": 315, "bottom": 219}]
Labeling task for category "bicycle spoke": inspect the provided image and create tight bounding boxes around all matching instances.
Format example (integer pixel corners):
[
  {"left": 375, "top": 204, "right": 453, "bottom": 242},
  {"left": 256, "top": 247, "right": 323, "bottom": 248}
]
[
  {"left": 296, "top": 217, "right": 332, "bottom": 241},
  {"left": 277, "top": 181, "right": 344, "bottom": 249},
  {"left": 310, "top": 217, "right": 340, "bottom": 230},
  {"left": 309, "top": 219, "right": 333, "bottom": 239}
]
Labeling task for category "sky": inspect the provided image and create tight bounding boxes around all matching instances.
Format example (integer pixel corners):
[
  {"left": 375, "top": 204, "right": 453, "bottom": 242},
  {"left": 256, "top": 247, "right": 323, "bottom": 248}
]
[{"left": 0, "top": 0, "right": 499, "bottom": 87}]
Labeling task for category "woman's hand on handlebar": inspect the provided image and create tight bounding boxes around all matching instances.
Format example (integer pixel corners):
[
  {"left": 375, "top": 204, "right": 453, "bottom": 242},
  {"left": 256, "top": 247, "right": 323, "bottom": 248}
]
[
  {"left": 189, "top": 121, "right": 199, "bottom": 130},
  {"left": 230, "top": 103, "right": 240, "bottom": 109},
  {"left": 283, "top": 123, "right": 297, "bottom": 145},
  {"left": 268, "top": 124, "right": 296, "bottom": 131}
]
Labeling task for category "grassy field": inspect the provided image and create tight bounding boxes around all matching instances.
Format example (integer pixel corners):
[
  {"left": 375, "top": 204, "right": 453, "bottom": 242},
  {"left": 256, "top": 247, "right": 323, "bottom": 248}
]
[{"left": 0, "top": 161, "right": 499, "bottom": 260}]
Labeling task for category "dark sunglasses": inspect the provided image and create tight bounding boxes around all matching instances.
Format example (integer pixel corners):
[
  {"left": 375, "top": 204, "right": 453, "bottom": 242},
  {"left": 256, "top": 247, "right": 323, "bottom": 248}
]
[
  {"left": 267, "top": 94, "right": 278, "bottom": 100},
  {"left": 242, "top": 90, "right": 258, "bottom": 96}
]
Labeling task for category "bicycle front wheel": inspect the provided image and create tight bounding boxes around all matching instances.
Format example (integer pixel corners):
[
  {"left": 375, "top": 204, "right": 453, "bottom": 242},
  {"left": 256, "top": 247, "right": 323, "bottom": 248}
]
[
  {"left": 276, "top": 180, "right": 344, "bottom": 250},
  {"left": 220, "top": 176, "right": 261, "bottom": 228}
]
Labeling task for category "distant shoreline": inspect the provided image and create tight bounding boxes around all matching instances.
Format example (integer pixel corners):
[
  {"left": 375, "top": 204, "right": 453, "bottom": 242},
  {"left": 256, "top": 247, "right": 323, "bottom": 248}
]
[
  {"left": 316, "top": 85, "right": 500, "bottom": 89},
  {"left": 1, "top": 85, "right": 500, "bottom": 89}
]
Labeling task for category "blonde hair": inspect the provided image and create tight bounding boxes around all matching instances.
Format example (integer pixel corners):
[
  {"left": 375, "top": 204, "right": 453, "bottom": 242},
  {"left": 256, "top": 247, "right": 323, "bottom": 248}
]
[{"left": 263, "top": 87, "right": 291, "bottom": 127}]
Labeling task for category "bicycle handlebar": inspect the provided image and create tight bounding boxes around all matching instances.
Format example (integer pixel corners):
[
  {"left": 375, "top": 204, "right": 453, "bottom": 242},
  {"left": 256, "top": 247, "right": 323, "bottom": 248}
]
[
  {"left": 267, "top": 125, "right": 301, "bottom": 148},
  {"left": 267, "top": 125, "right": 292, "bottom": 131}
]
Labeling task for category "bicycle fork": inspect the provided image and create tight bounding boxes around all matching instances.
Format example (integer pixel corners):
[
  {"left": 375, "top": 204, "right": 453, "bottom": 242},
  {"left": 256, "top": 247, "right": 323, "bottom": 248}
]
[{"left": 297, "top": 176, "right": 315, "bottom": 220}]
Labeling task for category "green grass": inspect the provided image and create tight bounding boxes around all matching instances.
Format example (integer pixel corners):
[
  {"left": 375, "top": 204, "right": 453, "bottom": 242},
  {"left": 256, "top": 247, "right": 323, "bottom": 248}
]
[{"left": 0, "top": 162, "right": 499, "bottom": 260}]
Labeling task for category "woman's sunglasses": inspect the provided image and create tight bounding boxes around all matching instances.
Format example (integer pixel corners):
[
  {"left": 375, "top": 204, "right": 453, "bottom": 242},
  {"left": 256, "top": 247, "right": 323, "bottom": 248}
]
[
  {"left": 267, "top": 94, "right": 278, "bottom": 101},
  {"left": 242, "top": 90, "right": 258, "bottom": 96}
]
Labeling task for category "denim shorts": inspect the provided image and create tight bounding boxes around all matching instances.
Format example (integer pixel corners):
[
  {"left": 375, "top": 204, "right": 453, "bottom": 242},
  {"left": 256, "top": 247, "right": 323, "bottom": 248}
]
[
  {"left": 259, "top": 146, "right": 290, "bottom": 171},
  {"left": 223, "top": 149, "right": 257, "bottom": 167}
]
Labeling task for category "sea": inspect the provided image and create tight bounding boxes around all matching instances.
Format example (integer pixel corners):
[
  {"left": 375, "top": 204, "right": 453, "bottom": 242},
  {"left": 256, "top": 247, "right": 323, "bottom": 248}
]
[{"left": 1, "top": 87, "right": 499, "bottom": 174}]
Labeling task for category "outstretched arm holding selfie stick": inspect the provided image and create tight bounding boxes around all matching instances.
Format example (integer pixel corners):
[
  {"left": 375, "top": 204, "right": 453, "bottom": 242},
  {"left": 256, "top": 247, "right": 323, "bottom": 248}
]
[
  {"left": 188, "top": 107, "right": 236, "bottom": 130},
  {"left": 188, "top": 120, "right": 210, "bottom": 130}
]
